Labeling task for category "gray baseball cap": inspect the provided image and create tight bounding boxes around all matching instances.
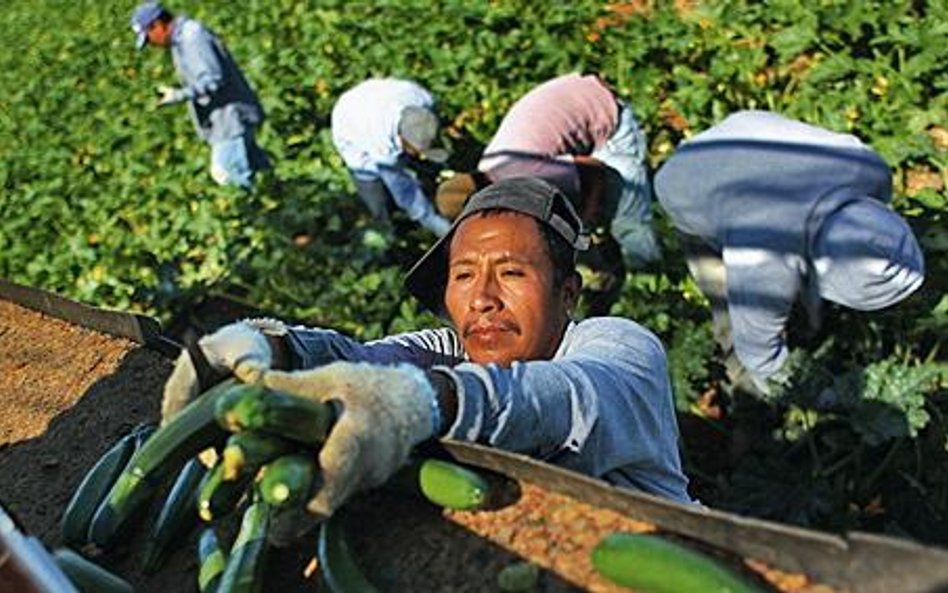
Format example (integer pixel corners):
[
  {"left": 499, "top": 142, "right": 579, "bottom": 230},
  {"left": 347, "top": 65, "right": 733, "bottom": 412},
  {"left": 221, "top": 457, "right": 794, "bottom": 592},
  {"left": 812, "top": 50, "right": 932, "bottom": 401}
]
[
  {"left": 398, "top": 105, "right": 448, "bottom": 163},
  {"left": 130, "top": 1, "right": 166, "bottom": 50},
  {"left": 405, "top": 176, "right": 589, "bottom": 314}
]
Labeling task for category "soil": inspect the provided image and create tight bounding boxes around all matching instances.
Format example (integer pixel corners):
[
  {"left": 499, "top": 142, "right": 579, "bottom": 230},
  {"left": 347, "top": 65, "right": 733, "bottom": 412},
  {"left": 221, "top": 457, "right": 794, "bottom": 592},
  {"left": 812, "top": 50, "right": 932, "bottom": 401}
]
[
  {"left": 346, "top": 479, "right": 832, "bottom": 593},
  {"left": 0, "top": 295, "right": 832, "bottom": 593},
  {"left": 0, "top": 298, "right": 168, "bottom": 546}
]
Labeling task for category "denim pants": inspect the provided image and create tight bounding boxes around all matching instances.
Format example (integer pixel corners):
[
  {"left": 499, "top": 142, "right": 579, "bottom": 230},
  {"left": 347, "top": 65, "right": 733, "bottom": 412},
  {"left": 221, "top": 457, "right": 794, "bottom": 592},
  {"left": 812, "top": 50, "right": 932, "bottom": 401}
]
[
  {"left": 353, "top": 176, "right": 393, "bottom": 222},
  {"left": 209, "top": 129, "right": 269, "bottom": 189},
  {"left": 592, "top": 101, "right": 660, "bottom": 266},
  {"left": 351, "top": 168, "right": 451, "bottom": 237},
  {"left": 681, "top": 235, "right": 765, "bottom": 400}
]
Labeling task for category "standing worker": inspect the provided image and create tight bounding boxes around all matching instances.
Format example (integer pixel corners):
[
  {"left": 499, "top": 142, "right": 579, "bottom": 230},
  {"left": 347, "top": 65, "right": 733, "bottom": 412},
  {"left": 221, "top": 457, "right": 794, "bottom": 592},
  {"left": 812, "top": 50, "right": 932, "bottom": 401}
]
[
  {"left": 654, "top": 110, "right": 925, "bottom": 399},
  {"left": 331, "top": 78, "right": 452, "bottom": 237},
  {"left": 436, "top": 73, "right": 661, "bottom": 268},
  {"left": 130, "top": 2, "right": 269, "bottom": 190}
]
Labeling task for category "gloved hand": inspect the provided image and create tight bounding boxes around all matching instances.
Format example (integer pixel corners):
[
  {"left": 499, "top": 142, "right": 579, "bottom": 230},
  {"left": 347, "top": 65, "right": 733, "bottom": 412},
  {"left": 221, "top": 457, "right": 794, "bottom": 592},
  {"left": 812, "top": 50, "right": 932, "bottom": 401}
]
[
  {"left": 260, "top": 361, "right": 439, "bottom": 518},
  {"left": 161, "top": 319, "right": 285, "bottom": 423},
  {"left": 156, "top": 84, "right": 185, "bottom": 106}
]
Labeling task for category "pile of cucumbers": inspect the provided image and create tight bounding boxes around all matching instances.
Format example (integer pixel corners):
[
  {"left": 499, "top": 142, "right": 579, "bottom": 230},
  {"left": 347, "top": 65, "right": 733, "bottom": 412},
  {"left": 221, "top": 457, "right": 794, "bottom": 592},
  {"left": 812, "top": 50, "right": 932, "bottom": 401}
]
[
  {"left": 58, "top": 378, "right": 765, "bottom": 593},
  {"left": 57, "top": 379, "right": 496, "bottom": 593}
]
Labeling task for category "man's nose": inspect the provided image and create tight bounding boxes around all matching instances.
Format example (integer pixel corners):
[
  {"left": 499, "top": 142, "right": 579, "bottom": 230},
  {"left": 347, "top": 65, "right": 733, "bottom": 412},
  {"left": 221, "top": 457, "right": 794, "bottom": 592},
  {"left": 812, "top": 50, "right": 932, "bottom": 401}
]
[{"left": 470, "top": 272, "right": 502, "bottom": 312}]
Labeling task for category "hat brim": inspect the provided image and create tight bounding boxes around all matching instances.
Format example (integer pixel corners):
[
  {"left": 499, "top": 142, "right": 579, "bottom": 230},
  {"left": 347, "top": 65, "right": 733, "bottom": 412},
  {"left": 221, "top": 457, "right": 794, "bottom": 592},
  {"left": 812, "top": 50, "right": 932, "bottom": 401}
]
[
  {"left": 404, "top": 225, "right": 454, "bottom": 315},
  {"left": 418, "top": 147, "right": 449, "bottom": 165}
]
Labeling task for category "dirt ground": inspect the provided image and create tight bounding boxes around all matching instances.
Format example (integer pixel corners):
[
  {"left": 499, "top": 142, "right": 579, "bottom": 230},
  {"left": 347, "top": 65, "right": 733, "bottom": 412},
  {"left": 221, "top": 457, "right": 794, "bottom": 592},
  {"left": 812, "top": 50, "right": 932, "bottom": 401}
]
[
  {"left": 0, "top": 295, "right": 831, "bottom": 592},
  {"left": 0, "top": 298, "right": 167, "bottom": 545}
]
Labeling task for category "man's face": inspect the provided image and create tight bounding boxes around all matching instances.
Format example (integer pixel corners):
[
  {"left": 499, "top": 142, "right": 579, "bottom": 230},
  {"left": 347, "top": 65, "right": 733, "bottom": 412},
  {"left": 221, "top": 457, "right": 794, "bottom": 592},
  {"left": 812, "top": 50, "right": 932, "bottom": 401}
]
[
  {"left": 146, "top": 20, "right": 172, "bottom": 47},
  {"left": 444, "top": 211, "right": 577, "bottom": 366},
  {"left": 399, "top": 135, "right": 421, "bottom": 159}
]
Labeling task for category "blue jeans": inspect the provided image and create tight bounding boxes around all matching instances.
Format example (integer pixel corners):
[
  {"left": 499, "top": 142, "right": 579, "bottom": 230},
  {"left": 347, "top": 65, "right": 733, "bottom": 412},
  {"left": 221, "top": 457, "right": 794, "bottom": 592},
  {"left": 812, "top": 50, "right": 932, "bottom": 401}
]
[
  {"left": 351, "top": 166, "right": 451, "bottom": 237},
  {"left": 592, "top": 101, "right": 660, "bottom": 266},
  {"left": 680, "top": 235, "right": 765, "bottom": 399},
  {"left": 209, "top": 130, "right": 269, "bottom": 189}
]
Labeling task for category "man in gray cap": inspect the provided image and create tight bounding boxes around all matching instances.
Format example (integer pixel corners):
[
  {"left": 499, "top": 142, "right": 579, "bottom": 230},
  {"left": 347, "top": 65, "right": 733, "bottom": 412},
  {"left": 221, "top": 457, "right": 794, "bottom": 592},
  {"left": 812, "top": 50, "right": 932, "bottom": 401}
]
[
  {"left": 331, "top": 78, "right": 452, "bottom": 237},
  {"left": 161, "top": 176, "right": 693, "bottom": 520},
  {"left": 130, "top": 2, "right": 268, "bottom": 189},
  {"left": 654, "top": 110, "right": 925, "bottom": 398}
]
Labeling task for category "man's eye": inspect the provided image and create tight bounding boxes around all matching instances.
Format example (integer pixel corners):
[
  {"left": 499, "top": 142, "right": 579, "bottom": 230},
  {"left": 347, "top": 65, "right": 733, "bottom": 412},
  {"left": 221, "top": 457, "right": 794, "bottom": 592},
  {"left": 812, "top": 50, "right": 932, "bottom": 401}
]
[
  {"left": 501, "top": 268, "right": 525, "bottom": 277},
  {"left": 452, "top": 271, "right": 473, "bottom": 282}
]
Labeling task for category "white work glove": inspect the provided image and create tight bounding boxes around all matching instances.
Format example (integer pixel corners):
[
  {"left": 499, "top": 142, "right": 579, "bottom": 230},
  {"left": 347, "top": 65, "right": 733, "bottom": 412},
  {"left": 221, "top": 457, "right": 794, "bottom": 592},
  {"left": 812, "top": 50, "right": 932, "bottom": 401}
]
[
  {"left": 261, "top": 361, "right": 439, "bottom": 518},
  {"left": 156, "top": 84, "right": 186, "bottom": 106},
  {"left": 161, "top": 319, "right": 285, "bottom": 424}
]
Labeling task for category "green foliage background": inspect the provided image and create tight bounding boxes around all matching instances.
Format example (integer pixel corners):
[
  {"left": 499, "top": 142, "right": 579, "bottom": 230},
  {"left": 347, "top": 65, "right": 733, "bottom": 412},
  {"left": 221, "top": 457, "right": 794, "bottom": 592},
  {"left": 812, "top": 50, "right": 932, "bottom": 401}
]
[{"left": 2, "top": 0, "right": 946, "bottom": 544}]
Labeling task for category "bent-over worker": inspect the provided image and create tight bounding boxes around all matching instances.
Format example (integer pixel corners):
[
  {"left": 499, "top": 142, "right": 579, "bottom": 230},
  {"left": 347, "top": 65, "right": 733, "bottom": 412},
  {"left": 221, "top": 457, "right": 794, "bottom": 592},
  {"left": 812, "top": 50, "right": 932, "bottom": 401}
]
[{"left": 654, "top": 110, "right": 925, "bottom": 397}]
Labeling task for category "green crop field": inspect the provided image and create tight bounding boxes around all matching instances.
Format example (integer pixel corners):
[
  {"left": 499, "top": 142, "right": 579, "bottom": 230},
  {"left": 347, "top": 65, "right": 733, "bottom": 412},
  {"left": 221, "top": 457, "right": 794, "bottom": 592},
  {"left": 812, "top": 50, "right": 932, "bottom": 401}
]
[{"left": 2, "top": 0, "right": 946, "bottom": 543}]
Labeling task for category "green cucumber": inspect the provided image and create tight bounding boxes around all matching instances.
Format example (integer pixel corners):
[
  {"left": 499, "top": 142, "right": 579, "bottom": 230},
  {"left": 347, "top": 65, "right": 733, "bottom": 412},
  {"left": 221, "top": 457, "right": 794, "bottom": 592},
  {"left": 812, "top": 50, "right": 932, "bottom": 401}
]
[
  {"left": 53, "top": 547, "right": 136, "bottom": 593},
  {"left": 317, "top": 512, "right": 379, "bottom": 593},
  {"left": 61, "top": 423, "right": 155, "bottom": 547},
  {"left": 141, "top": 457, "right": 207, "bottom": 573},
  {"left": 591, "top": 532, "right": 764, "bottom": 593},
  {"left": 214, "top": 384, "right": 335, "bottom": 446},
  {"left": 497, "top": 561, "right": 540, "bottom": 592},
  {"left": 198, "top": 460, "right": 253, "bottom": 522},
  {"left": 198, "top": 527, "right": 228, "bottom": 593},
  {"left": 216, "top": 501, "right": 271, "bottom": 593},
  {"left": 89, "top": 380, "right": 235, "bottom": 548},
  {"left": 220, "top": 432, "right": 294, "bottom": 482},
  {"left": 418, "top": 459, "right": 490, "bottom": 510},
  {"left": 256, "top": 454, "right": 316, "bottom": 508}
]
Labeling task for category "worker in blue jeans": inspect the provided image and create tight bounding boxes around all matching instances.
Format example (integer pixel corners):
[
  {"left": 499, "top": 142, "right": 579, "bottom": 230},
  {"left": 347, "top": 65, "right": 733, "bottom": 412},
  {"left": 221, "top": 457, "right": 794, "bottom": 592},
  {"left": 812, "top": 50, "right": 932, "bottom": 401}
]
[
  {"left": 331, "top": 78, "right": 452, "bottom": 236},
  {"left": 655, "top": 110, "right": 925, "bottom": 459},
  {"left": 130, "top": 2, "right": 270, "bottom": 189}
]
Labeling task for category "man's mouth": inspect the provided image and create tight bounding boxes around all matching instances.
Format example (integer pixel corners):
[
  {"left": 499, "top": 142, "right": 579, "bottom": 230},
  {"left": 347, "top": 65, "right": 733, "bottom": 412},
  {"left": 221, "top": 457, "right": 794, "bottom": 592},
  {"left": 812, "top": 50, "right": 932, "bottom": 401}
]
[{"left": 463, "top": 320, "right": 518, "bottom": 338}]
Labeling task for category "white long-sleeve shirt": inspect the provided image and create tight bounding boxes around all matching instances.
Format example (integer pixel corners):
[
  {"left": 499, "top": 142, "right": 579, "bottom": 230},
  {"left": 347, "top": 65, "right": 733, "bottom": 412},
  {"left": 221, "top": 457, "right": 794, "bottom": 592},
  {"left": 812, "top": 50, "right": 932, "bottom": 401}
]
[{"left": 331, "top": 78, "right": 439, "bottom": 220}]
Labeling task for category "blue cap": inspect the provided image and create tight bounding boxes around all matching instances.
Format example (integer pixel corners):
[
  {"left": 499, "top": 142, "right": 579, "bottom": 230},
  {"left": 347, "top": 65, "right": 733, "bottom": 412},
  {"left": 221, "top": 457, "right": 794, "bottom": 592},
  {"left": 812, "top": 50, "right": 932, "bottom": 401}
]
[
  {"left": 130, "top": 2, "right": 166, "bottom": 50},
  {"left": 812, "top": 198, "right": 924, "bottom": 311}
]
